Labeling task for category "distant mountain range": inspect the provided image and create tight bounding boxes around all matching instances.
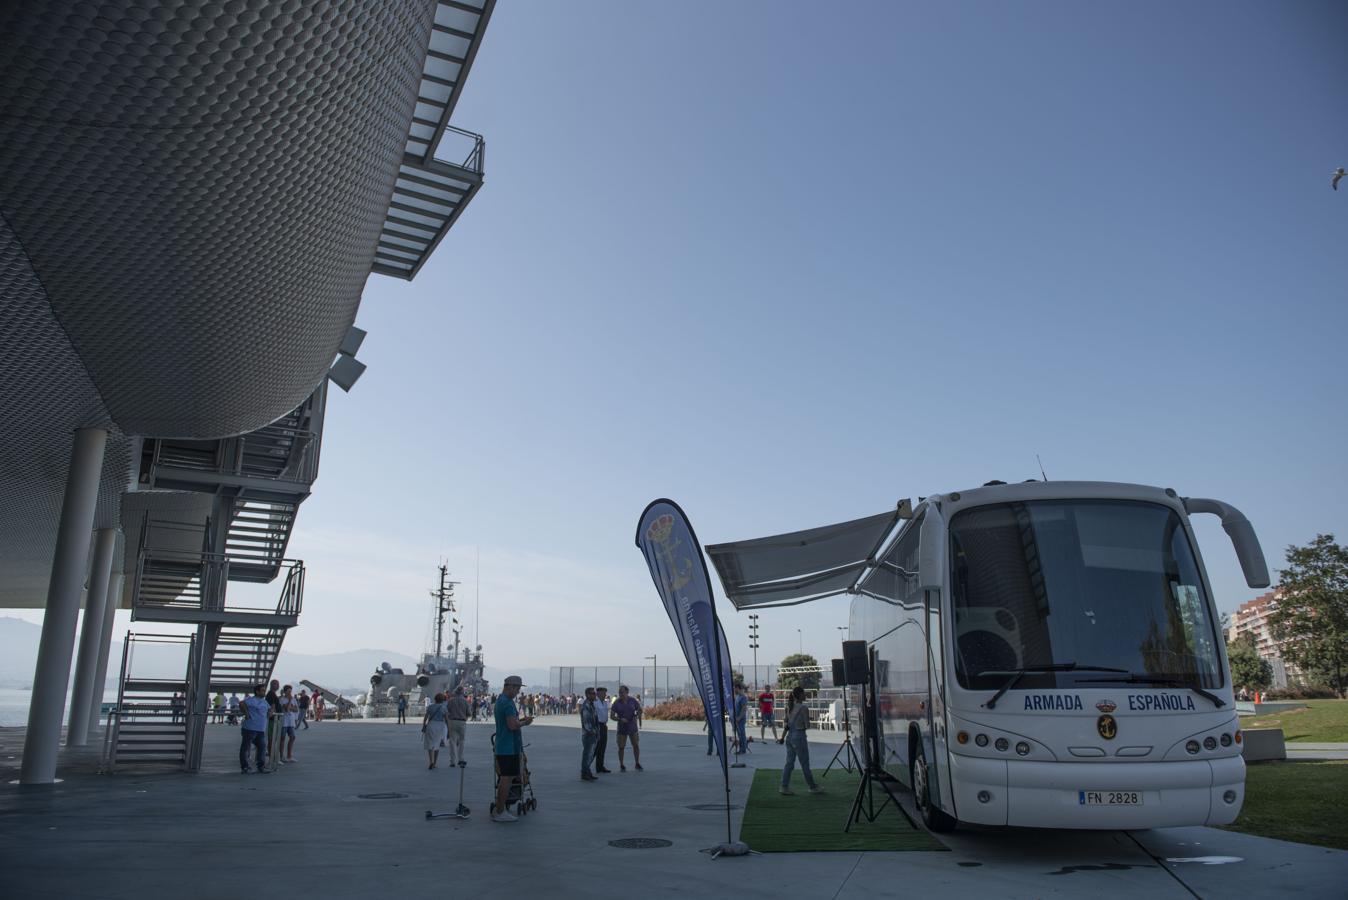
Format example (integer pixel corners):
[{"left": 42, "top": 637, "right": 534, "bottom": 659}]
[{"left": 0, "top": 617, "right": 550, "bottom": 695}]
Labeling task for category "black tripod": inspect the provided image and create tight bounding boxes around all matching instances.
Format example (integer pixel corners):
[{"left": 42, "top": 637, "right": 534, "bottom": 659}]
[
  {"left": 823, "top": 685, "right": 862, "bottom": 777},
  {"left": 841, "top": 679, "right": 895, "bottom": 835},
  {"left": 844, "top": 647, "right": 915, "bottom": 832}
]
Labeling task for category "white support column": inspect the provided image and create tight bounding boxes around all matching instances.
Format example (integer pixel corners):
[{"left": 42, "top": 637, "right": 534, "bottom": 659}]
[
  {"left": 20, "top": 427, "right": 108, "bottom": 784},
  {"left": 67, "top": 528, "right": 118, "bottom": 746},
  {"left": 86, "top": 573, "right": 124, "bottom": 741}
]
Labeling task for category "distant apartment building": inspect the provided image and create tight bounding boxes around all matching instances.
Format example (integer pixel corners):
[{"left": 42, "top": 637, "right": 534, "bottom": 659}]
[{"left": 1227, "top": 590, "right": 1298, "bottom": 688}]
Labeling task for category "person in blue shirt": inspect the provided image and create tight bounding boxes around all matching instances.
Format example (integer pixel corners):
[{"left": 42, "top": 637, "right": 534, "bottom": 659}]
[
  {"left": 492, "top": 676, "right": 533, "bottom": 822},
  {"left": 238, "top": 683, "right": 271, "bottom": 774}
]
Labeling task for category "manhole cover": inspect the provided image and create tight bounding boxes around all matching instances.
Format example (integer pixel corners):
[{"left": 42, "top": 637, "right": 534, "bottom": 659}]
[
  {"left": 357, "top": 792, "right": 409, "bottom": 800},
  {"left": 609, "top": 838, "right": 673, "bottom": 849},
  {"left": 686, "top": 803, "right": 741, "bottom": 811}
]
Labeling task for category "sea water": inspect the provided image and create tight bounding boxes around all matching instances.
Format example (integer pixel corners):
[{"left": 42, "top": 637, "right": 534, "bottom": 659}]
[{"left": 0, "top": 686, "right": 119, "bottom": 727}]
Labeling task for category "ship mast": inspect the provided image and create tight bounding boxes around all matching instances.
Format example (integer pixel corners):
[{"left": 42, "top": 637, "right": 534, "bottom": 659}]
[{"left": 432, "top": 565, "right": 461, "bottom": 662}]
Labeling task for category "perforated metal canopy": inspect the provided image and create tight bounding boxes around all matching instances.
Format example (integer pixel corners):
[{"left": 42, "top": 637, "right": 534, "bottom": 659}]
[{"left": 705, "top": 506, "right": 909, "bottom": 609}]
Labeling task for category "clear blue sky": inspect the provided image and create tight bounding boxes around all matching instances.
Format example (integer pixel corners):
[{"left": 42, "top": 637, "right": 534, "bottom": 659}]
[{"left": 72, "top": 2, "right": 1348, "bottom": 676}]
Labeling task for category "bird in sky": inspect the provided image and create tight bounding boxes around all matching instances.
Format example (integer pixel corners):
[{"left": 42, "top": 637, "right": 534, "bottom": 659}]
[{"left": 1334, "top": 167, "right": 1345, "bottom": 191}]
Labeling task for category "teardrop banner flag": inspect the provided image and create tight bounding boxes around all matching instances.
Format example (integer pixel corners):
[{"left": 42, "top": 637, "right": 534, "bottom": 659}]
[{"left": 636, "top": 499, "right": 736, "bottom": 837}]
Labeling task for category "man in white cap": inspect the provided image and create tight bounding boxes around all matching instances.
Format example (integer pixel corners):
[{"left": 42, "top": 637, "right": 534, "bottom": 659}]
[{"left": 492, "top": 675, "right": 533, "bottom": 822}]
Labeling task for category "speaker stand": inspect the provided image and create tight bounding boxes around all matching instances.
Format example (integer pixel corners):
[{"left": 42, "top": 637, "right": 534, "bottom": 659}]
[{"left": 823, "top": 686, "right": 862, "bottom": 777}]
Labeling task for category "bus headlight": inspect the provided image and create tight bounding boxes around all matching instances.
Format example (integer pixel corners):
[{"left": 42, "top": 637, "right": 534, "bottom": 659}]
[
  {"left": 1203, "top": 736, "right": 1217, "bottom": 750},
  {"left": 1015, "top": 741, "right": 1030, "bottom": 756},
  {"left": 1223, "top": 790, "right": 1237, "bottom": 804},
  {"left": 1185, "top": 740, "right": 1200, "bottom": 755},
  {"left": 974, "top": 733, "right": 989, "bottom": 747},
  {"left": 1220, "top": 733, "right": 1232, "bottom": 747},
  {"left": 994, "top": 737, "right": 1009, "bottom": 752}
]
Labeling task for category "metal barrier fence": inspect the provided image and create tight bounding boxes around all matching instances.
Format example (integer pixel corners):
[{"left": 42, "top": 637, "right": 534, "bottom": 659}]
[{"left": 548, "top": 665, "right": 781, "bottom": 704}]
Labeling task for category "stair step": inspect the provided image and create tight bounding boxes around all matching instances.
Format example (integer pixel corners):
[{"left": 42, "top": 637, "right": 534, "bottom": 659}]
[{"left": 116, "top": 736, "right": 185, "bottom": 743}]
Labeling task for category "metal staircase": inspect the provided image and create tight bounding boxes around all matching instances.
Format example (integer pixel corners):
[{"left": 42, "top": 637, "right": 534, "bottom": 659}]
[
  {"left": 223, "top": 499, "right": 298, "bottom": 583},
  {"left": 105, "top": 388, "right": 322, "bottom": 773},
  {"left": 101, "top": 634, "right": 195, "bottom": 770},
  {"left": 210, "top": 628, "right": 286, "bottom": 692},
  {"left": 136, "top": 385, "right": 326, "bottom": 582}
]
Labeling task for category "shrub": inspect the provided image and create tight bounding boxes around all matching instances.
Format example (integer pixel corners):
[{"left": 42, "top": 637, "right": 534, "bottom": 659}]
[
  {"left": 1263, "top": 684, "right": 1338, "bottom": 700},
  {"left": 643, "top": 697, "right": 706, "bottom": 721}
]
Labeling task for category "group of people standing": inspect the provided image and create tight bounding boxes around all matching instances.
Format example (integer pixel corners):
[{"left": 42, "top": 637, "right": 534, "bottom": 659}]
[
  {"left": 237, "top": 680, "right": 303, "bottom": 773},
  {"left": 420, "top": 687, "right": 471, "bottom": 769},
  {"left": 579, "top": 684, "right": 643, "bottom": 780},
  {"left": 214, "top": 687, "right": 320, "bottom": 727}
]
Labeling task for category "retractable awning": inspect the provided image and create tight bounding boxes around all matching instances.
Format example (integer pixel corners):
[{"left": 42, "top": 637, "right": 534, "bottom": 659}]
[{"left": 705, "top": 503, "right": 910, "bottom": 610}]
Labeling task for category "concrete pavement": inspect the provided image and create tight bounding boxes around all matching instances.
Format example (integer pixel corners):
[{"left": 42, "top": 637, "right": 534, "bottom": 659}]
[{"left": 1, "top": 719, "right": 1344, "bottom": 899}]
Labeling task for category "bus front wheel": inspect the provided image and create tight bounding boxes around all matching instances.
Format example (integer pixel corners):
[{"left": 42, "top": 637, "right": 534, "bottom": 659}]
[{"left": 910, "top": 740, "right": 958, "bottom": 833}]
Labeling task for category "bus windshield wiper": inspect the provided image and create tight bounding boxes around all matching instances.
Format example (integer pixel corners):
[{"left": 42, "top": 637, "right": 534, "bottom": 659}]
[
  {"left": 982, "top": 663, "right": 1129, "bottom": 709},
  {"left": 1075, "top": 675, "right": 1225, "bottom": 708}
]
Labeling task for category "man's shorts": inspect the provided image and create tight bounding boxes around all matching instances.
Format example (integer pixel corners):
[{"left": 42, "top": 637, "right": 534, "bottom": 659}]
[
  {"left": 761, "top": 712, "right": 775, "bottom": 724},
  {"left": 282, "top": 726, "right": 295, "bottom": 737},
  {"left": 495, "top": 753, "right": 520, "bottom": 777},
  {"left": 617, "top": 731, "right": 639, "bottom": 749}
]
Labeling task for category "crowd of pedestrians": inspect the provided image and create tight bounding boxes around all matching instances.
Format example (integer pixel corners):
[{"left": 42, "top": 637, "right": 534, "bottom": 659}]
[{"left": 236, "top": 680, "right": 306, "bottom": 773}]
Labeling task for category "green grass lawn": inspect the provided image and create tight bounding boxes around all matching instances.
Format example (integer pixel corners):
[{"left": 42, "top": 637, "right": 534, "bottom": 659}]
[
  {"left": 738, "top": 769, "right": 946, "bottom": 852},
  {"left": 1243, "top": 699, "right": 1348, "bottom": 742},
  {"left": 1219, "top": 760, "right": 1348, "bottom": 851}
]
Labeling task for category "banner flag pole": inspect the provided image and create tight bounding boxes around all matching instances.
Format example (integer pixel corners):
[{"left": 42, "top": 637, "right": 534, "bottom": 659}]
[{"left": 635, "top": 499, "right": 739, "bottom": 850}]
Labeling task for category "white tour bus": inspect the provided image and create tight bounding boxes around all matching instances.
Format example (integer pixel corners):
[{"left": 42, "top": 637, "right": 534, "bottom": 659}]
[{"left": 707, "top": 480, "right": 1269, "bottom": 832}]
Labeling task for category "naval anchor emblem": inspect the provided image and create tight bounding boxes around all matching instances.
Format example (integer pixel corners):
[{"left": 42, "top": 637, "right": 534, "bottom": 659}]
[
  {"left": 1097, "top": 714, "right": 1118, "bottom": 740},
  {"left": 646, "top": 513, "right": 693, "bottom": 592}
]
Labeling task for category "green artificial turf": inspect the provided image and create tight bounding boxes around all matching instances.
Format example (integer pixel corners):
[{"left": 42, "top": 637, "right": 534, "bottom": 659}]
[
  {"left": 1243, "top": 699, "right": 1348, "bottom": 743},
  {"left": 1219, "top": 760, "right": 1348, "bottom": 851},
  {"left": 737, "top": 768, "right": 946, "bottom": 852}
]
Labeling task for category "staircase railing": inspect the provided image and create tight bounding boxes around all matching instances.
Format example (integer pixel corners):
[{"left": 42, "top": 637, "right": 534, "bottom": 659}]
[
  {"left": 99, "top": 633, "right": 134, "bottom": 773},
  {"left": 277, "top": 560, "right": 305, "bottom": 617},
  {"left": 133, "top": 548, "right": 305, "bottom": 618},
  {"left": 138, "top": 387, "right": 324, "bottom": 491},
  {"left": 183, "top": 631, "right": 209, "bottom": 772}
]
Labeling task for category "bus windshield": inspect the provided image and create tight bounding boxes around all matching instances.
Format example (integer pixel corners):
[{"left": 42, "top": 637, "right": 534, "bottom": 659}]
[{"left": 949, "top": 499, "right": 1224, "bottom": 691}]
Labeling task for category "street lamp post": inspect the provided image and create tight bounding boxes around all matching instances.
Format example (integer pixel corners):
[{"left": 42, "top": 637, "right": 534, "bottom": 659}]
[
  {"left": 797, "top": 628, "right": 802, "bottom": 654},
  {"left": 748, "top": 614, "right": 760, "bottom": 689},
  {"left": 644, "top": 654, "right": 657, "bottom": 706}
]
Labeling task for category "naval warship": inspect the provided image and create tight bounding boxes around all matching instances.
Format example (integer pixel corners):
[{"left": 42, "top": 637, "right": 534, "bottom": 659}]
[{"left": 357, "top": 565, "right": 488, "bottom": 718}]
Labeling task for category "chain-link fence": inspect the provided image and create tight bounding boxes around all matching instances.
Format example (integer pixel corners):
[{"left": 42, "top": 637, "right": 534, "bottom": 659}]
[{"left": 549, "top": 664, "right": 780, "bottom": 705}]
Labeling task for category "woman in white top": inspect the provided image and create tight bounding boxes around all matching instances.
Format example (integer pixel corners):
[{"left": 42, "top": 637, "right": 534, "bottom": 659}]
[
  {"left": 422, "top": 692, "right": 450, "bottom": 769},
  {"left": 779, "top": 685, "right": 823, "bottom": 795}
]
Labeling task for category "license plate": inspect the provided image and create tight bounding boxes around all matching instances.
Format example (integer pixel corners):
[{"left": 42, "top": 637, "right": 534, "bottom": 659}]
[{"left": 1079, "top": 790, "right": 1142, "bottom": 806}]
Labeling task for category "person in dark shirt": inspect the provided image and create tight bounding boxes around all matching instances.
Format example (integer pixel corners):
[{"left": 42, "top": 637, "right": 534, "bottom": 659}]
[{"left": 265, "top": 680, "right": 280, "bottom": 759}]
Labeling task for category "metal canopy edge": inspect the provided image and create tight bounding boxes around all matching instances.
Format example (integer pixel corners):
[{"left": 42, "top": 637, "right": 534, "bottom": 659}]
[{"left": 705, "top": 501, "right": 911, "bottom": 610}]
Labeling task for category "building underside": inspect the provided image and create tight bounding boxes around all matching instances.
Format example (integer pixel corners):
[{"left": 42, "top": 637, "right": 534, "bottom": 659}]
[{"left": 0, "top": 0, "right": 495, "bottom": 781}]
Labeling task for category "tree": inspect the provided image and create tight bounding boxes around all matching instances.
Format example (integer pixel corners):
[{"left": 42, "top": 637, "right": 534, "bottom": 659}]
[
  {"left": 1225, "top": 634, "right": 1272, "bottom": 693},
  {"left": 776, "top": 653, "right": 821, "bottom": 691},
  {"left": 731, "top": 668, "right": 746, "bottom": 692},
  {"left": 1268, "top": 534, "right": 1348, "bottom": 698}
]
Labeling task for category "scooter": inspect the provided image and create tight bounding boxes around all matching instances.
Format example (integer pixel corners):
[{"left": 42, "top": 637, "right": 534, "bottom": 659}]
[{"left": 425, "top": 760, "right": 471, "bottom": 820}]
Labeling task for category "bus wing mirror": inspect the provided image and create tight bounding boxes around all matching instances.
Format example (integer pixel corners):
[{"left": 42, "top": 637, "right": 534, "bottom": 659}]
[
  {"left": 1184, "top": 497, "right": 1271, "bottom": 589},
  {"left": 918, "top": 506, "right": 946, "bottom": 593}
]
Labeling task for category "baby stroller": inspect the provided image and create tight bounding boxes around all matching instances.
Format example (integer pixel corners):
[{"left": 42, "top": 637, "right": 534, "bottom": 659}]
[{"left": 490, "top": 734, "right": 538, "bottom": 816}]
